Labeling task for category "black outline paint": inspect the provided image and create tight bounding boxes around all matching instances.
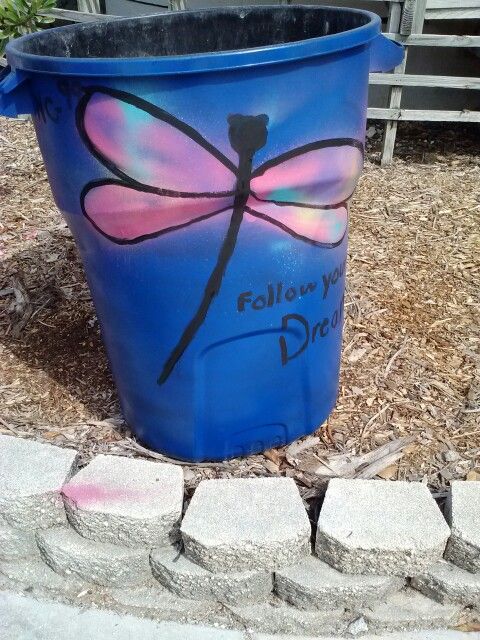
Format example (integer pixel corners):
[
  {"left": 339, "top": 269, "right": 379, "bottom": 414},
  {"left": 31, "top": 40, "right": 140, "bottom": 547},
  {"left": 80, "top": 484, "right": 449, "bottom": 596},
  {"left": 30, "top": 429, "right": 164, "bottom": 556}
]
[
  {"left": 158, "top": 187, "right": 247, "bottom": 384},
  {"left": 251, "top": 138, "right": 364, "bottom": 178},
  {"left": 76, "top": 87, "right": 363, "bottom": 384}
]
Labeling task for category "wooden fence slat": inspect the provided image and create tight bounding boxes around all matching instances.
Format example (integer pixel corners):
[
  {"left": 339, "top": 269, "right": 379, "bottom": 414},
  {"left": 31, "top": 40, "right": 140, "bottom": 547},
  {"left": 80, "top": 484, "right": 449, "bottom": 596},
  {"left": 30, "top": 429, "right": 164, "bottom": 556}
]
[
  {"left": 400, "top": 0, "right": 415, "bottom": 35},
  {"left": 426, "top": 7, "right": 480, "bottom": 18},
  {"left": 380, "top": 1, "right": 405, "bottom": 165},
  {"left": 77, "top": 0, "right": 101, "bottom": 11},
  {"left": 381, "top": 0, "right": 428, "bottom": 165},
  {"left": 411, "top": 0, "right": 428, "bottom": 32},
  {"left": 385, "top": 32, "right": 480, "bottom": 46},
  {"left": 369, "top": 108, "right": 480, "bottom": 122},
  {"left": 427, "top": 0, "right": 480, "bottom": 7},
  {"left": 370, "top": 73, "right": 480, "bottom": 89},
  {"left": 41, "top": 8, "right": 117, "bottom": 21}
]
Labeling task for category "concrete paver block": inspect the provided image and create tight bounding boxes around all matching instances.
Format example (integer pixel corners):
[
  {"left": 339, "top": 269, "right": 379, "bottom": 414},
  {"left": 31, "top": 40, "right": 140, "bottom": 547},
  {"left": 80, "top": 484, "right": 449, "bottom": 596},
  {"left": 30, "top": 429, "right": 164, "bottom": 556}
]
[
  {"left": 150, "top": 545, "right": 272, "bottom": 605},
  {"left": 0, "top": 559, "right": 87, "bottom": 595},
  {"left": 316, "top": 479, "right": 450, "bottom": 575},
  {"left": 411, "top": 560, "right": 480, "bottom": 607},
  {"left": 36, "top": 526, "right": 151, "bottom": 587},
  {"left": 231, "top": 601, "right": 345, "bottom": 635},
  {"left": 445, "top": 481, "right": 480, "bottom": 573},
  {"left": 108, "top": 583, "right": 202, "bottom": 610},
  {"left": 362, "top": 589, "right": 461, "bottom": 633},
  {"left": 0, "top": 518, "right": 39, "bottom": 560},
  {"left": 107, "top": 585, "right": 236, "bottom": 629},
  {"left": 181, "top": 478, "right": 310, "bottom": 572},
  {"left": 0, "top": 435, "right": 78, "bottom": 530},
  {"left": 62, "top": 454, "right": 183, "bottom": 548},
  {"left": 275, "top": 555, "right": 403, "bottom": 610},
  {"left": 107, "top": 584, "right": 210, "bottom": 614}
]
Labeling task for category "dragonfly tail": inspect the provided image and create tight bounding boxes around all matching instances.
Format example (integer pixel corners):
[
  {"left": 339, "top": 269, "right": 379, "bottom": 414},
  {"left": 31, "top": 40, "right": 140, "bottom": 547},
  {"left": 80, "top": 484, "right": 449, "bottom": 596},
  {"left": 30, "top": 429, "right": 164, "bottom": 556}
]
[{"left": 157, "top": 205, "right": 244, "bottom": 385}]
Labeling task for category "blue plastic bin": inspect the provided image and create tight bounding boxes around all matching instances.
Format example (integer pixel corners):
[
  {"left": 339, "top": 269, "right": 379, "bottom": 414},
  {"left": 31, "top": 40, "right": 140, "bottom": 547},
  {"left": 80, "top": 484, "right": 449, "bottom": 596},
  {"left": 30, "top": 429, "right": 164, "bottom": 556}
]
[{"left": 0, "top": 7, "right": 403, "bottom": 461}]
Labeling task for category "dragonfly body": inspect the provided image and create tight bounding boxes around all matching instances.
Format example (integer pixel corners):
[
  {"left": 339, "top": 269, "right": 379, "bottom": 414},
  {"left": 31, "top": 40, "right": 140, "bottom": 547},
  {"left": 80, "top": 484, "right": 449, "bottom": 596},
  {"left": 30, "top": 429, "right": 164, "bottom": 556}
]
[{"left": 158, "top": 114, "right": 269, "bottom": 383}]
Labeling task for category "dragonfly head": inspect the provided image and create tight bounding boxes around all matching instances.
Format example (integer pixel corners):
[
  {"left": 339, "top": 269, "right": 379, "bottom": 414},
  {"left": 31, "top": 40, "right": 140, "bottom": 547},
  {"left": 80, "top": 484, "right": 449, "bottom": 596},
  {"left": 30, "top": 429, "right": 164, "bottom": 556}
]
[{"left": 228, "top": 114, "right": 269, "bottom": 158}]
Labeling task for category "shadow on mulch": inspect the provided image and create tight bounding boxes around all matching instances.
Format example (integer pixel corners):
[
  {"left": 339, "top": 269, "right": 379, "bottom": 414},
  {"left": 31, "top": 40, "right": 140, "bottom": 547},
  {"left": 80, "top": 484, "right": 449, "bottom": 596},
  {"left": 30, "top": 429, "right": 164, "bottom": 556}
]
[
  {"left": 367, "top": 121, "right": 480, "bottom": 161},
  {"left": 0, "top": 227, "right": 117, "bottom": 419}
]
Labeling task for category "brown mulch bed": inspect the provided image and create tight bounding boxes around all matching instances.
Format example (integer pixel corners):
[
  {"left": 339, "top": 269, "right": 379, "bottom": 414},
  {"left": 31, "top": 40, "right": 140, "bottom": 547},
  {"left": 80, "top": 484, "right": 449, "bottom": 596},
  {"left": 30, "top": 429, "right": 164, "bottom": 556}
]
[{"left": 1, "top": 117, "right": 479, "bottom": 499}]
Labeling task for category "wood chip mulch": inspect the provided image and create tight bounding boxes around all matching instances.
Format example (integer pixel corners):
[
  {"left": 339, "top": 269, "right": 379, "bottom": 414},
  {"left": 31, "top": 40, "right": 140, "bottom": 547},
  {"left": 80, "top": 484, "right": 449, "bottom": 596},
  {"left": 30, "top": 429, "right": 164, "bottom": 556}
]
[{"left": 1, "top": 117, "right": 479, "bottom": 501}]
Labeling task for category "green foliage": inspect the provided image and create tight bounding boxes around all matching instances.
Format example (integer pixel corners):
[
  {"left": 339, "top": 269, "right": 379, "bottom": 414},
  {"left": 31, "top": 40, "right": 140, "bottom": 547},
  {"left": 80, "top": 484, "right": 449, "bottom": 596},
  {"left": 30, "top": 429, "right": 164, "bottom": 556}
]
[{"left": 0, "top": 0, "right": 56, "bottom": 56}]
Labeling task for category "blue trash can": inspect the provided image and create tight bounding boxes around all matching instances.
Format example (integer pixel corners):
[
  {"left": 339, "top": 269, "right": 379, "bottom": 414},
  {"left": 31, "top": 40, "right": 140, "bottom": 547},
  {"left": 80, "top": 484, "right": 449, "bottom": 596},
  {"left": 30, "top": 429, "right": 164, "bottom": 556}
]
[{"left": 0, "top": 7, "right": 403, "bottom": 461}]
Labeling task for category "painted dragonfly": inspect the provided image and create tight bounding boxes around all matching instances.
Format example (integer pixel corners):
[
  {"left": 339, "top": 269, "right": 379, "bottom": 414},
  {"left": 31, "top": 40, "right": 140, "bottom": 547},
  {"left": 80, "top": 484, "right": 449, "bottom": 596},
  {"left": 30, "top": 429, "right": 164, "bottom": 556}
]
[{"left": 77, "top": 87, "right": 363, "bottom": 384}]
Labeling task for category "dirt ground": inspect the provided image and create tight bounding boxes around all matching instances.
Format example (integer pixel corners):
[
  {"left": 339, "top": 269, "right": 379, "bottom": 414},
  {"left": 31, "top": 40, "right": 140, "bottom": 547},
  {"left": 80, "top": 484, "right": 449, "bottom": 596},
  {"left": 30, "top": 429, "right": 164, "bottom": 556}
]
[{"left": 1, "top": 117, "right": 479, "bottom": 499}]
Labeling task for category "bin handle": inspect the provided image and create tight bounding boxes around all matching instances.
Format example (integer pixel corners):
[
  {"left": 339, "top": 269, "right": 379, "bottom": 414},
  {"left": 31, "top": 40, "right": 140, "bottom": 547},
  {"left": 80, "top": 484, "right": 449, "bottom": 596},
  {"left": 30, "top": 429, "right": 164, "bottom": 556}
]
[
  {"left": 0, "top": 66, "right": 34, "bottom": 117},
  {"left": 369, "top": 34, "right": 404, "bottom": 72}
]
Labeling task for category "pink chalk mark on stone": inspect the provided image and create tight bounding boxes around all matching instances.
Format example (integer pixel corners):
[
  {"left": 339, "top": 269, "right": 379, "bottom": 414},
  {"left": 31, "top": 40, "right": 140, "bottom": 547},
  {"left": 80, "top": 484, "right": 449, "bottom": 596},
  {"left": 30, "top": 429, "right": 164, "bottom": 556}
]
[{"left": 62, "top": 483, "right": 150, "bottom": 506}]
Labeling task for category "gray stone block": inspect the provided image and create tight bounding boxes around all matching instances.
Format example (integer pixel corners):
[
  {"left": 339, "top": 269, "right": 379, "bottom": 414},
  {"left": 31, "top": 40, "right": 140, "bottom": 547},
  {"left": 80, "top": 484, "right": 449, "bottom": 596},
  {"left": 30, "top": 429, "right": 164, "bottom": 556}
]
[
  {"left": 0, "top": 518, "right": 39, "bottom": 560},
  {"left": 412, "top": 560, "right": 480, "bottom": 607},
  {"left": 230, "top": 601, "right": 345, "bottom": 635},
  {"left": 0, "top": 558, "right": 87, "bottom": 595},
  {"left": 316, "top": 479, "right": 450, "bottom": 575},
  {"left": 107, "top": 585, "right": 236, "bottom": 630},
  {"left": 181, "top": 478, "right": 310, "bottom": 572},
  {"left": 362, "top": 589, "right": 461, "bottom": 633},
  {"left": 150, "top": 545, "right": 272, "bottom": 605},
  {"left": 275, "top": 555, "right": 403, "bottom": 611},
  {"left": 62, "top": 454, "right": 183, "bottom": 548},
  {"left": 0, "top": 435, "right": 78, "bottom": 530},
  {"left": 108, "top": 584, "right": 216, "bottom": 616},
  {"left": 36, "top": 526, "right": 151, "bottom": 587},
  {"left": 445, "top": 481, "right": 480, "bottom": 573}
]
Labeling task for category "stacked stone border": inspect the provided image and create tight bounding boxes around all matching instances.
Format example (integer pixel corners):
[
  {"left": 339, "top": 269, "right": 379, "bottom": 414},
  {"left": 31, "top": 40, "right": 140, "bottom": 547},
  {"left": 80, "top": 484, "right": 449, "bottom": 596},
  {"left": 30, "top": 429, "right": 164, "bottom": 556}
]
[{"left": 0, "top": 434, "right": 479, "bottom": 637}]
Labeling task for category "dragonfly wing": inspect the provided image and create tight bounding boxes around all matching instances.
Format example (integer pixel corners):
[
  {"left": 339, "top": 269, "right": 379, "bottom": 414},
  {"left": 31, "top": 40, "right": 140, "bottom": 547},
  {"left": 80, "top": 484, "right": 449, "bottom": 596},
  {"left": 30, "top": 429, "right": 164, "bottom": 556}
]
[
  {"left": 82, "top": 181, "right": 233, "bottom": 244},
  {"left": 78, "top": 87, "right": 237, "bottom": 195},
  {"left": 251, "top": 138, "right": 363, "bottom": 207},
  {"left": 246, "top": 199, "right": 348, "bottom": 247},
  {"left": 247, "top": 138, "right": 362, "bottom": 245}
]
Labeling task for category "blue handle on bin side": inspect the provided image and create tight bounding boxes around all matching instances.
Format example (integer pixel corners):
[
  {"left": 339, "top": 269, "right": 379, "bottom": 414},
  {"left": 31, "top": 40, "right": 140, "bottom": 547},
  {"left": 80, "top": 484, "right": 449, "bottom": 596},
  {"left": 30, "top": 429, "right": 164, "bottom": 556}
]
[
  {"left": 0, "top": 66, "right": 33, "bottom": 117},
  {"left": 369, "top": 34, "right": 404, "bottom": 72}
]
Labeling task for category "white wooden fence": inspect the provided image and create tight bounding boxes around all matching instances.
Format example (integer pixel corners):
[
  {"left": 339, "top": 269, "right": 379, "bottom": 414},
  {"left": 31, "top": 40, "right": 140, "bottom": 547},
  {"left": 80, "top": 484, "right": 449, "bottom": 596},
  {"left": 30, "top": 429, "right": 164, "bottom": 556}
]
[{"left": 366, "top": 0, "right": 480, "bottom": 164}]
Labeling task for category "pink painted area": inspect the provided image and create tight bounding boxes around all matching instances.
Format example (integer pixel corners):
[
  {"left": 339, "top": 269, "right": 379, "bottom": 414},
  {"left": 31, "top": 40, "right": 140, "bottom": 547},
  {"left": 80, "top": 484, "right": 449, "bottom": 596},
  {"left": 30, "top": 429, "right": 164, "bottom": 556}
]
[
  {"left": 251, "top": 144, "right": 363, "bottom": 205},
  {"left": 83, "top": 92, "right": 236, "bottom": 193},
  {"left": 83, "top": 95, "right": 126, "bottom": 174},
  {"left": 83, "top": 184, "right": 232, "bottom": 241},
  {"left": 62, "top": 482, "right": 135, "bottom": 505},
  {"left": 247, "top": 198, "right": 348, "bottom": 245}
]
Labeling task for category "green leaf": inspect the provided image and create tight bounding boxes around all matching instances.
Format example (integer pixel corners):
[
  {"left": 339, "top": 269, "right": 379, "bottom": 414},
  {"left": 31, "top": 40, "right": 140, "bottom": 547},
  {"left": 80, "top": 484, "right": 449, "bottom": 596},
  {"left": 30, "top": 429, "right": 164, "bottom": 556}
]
[{"left": 0, "top": 0, "right": 57, "bottom": 40}]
